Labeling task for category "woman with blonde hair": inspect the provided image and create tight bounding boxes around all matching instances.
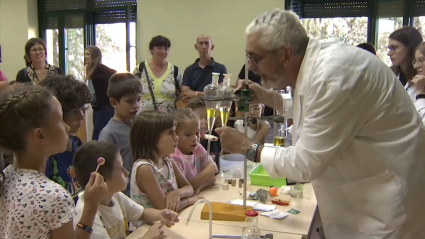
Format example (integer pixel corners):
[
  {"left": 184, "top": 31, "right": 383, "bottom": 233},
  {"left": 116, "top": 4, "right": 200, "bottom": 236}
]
[{"left": 85, "top": 46, "right": 116, "bottom": 140}]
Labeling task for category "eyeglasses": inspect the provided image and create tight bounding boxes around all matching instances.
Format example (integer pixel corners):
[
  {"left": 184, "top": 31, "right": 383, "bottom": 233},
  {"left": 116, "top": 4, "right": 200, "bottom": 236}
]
[
  {"left": 249, "top": 107, "right": 262, "bottom": 112},
  {"left": 387, "top": 45, "right": 400, "bottom": 53},
  {"left": 413, "top": 57, "right": 425, "bottom": 67},
  {"left": 30, "top": 48, "right": 45, "bottom": 53},
  {"left": 246, "top": 49, "right": 279, "bottom": 68}
]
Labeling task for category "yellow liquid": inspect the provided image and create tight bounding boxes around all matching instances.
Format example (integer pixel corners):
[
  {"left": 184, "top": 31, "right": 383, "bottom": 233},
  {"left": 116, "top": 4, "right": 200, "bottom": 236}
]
[
  {"left": 273, "top": 136, "right": 285, "bottom": 147},
  {"left": 207, "top": 108, "right": 219, "bottom": 132},
  {"left": 220, "top": 107, "right": 230, "bottom": 127},
  {"left": 207, "top": 108, "right": 218, "bottom": 118}
]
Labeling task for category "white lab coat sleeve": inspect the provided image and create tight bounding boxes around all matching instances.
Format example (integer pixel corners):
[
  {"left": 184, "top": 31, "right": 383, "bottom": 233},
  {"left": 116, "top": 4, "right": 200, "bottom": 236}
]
[
  {"left": 261, "top": 71, "right": 364, "bottom": 182},
  {"left": 414, "top": 98, "right": 425, "bottom": 125}
]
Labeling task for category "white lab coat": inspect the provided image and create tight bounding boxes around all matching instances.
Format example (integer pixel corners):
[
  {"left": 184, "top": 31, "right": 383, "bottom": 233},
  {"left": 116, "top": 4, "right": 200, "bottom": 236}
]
[
  {"left": 405, "top": 83, "right": 425, "bottom": 124},
  {"left": 261, "top": 39, "right": 425, "bottom": 239}
]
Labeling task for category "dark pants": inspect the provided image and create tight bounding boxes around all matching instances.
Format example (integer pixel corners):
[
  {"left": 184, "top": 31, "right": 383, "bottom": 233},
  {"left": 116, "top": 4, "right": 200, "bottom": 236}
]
[{"left": 92, "top": 104, "right": 114, "bottom": 141}]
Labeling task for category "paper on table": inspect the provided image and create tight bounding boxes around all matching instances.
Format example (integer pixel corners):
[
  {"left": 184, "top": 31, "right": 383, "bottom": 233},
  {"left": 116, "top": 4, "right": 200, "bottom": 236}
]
[
  {"left": 261, "top": 210, "right": 288, "bottom": 219},
  {"left": 254, "top": 203, "right": 276, "bottom": 212},
  {"left": 229, "top": 199, "right": 257, "bottom": 207}
]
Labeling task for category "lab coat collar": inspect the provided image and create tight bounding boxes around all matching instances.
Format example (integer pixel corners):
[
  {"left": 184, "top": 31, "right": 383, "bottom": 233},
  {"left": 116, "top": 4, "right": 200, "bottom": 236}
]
[
  {"left": 292, "top": 38, "right": 322, "bottom": 141},
  {"left": 295, "top": 38, "right": 322, "bottom": 93}
]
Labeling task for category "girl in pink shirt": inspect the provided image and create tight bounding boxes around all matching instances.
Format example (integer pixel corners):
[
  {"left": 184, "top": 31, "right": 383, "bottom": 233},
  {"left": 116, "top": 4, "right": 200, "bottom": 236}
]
[{"left": 170, "top": 109, "right": 217, "bottom": 194}]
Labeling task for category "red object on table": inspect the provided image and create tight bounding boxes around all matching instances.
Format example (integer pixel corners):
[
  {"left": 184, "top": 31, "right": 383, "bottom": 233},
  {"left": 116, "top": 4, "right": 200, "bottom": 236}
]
[{"left": 271, "top": 199, "right": 290, "bottom": 206}]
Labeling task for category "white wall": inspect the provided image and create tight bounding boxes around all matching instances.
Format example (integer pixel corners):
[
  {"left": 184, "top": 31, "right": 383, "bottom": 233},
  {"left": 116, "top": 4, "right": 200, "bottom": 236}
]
[
  {"left": 137, "top": 0, "right": 285, "bottom": 85},
  {"left": 0, "top": 0, "right": 38, "bottom": 80}
]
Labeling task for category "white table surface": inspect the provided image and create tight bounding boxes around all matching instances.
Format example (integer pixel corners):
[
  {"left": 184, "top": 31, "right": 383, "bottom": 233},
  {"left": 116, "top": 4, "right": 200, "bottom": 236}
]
[
  {"left": 126, "top": 220, "right": 304, "bottom": 239},
  {"left": 176, "top": 178, "right": 317, "bottom": 236},
  {"left": 127, "top": 176, "right": 317, "bottom": 238}
]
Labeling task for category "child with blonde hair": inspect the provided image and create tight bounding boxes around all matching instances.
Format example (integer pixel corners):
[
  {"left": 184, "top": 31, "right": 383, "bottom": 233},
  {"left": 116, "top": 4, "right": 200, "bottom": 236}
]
[{"left": 170, "top": 109, "right": 218, "bottom": 194}]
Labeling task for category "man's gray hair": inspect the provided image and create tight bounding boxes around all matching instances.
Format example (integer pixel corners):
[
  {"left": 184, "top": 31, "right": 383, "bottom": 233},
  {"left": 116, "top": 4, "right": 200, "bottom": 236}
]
[{"left": 246, "top": 9, "right": 309, "bottom": 55}]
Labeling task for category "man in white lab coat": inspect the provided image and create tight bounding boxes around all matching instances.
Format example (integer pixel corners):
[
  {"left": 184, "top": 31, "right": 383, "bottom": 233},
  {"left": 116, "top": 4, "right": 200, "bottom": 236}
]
[{"left": 217, "top": 9, "right": 425, "bottom": 239}]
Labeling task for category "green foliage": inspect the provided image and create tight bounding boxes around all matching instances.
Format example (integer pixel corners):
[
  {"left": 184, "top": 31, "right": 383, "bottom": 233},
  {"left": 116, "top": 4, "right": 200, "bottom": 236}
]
[
  {"left": 51, "top": 24, "right": 122, "bottom": 81},
  {"left": 301, "top": 17, "right": 405, "bottom": 66}
]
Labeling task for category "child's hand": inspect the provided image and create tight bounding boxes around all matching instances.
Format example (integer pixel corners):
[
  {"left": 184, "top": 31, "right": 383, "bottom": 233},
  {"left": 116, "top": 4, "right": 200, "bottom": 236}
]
[
  {"left": 142, "top": 222, "right": 165, "bottom": 239},
  {"left": 193, "top": 187, "right": 201, "bottom": 195},
  {"left": 85, "top": 172, "right": 108, "bottom": 205},
  {"left": 188, "top": 195, "right": 205, "bottom": 205},
  {"left": 258, "top": 124, "right": 271, "bottom": 138},
  {"left": 159, "top": 209, "right": 179, "bottom": 228},
  {"left": 165, "top": 190, "right": 181, "bottom": 211},
  {"left": 206, "top": 162, "right": 218, "bottom": 175}
]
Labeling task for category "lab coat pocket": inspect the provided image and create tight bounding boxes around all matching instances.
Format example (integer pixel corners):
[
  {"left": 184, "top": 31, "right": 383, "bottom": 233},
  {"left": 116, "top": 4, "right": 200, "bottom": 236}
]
[{"left": 341, "top": 170, "right": 406, "bottom": 234}]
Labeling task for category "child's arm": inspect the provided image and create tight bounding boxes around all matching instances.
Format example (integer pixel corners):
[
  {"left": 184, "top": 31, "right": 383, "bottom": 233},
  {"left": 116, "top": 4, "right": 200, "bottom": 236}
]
[
  {"left": 254, "top": 122, "right": 271, "bottom": 144},
  {"left": 137, "top": 164, "right": 193, "bottom": 211},
  {"left": 187, "top": 162, "right": 217, "bottom": 190},
  {"left": 74, "top": 173, "right": 109, "bottom": 239},
  {"left": 172, "top": 160, "right": 194, "bottom": 198},
  {"left": 51, "top": 221, "right": 75, "bottom": 239},
  {"left": 74, "top": 202, "right": 99, "bottom": 239}
]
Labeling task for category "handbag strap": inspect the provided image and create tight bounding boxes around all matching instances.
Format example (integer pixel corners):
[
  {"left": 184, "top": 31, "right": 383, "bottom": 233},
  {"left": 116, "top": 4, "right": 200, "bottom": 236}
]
[{"left": 140, "top": 61, "right": 158, "bottom": 110}]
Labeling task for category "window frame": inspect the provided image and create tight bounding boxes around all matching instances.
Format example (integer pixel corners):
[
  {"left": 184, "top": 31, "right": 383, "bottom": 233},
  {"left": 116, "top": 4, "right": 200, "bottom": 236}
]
[{"left": 38, "top": 0, "right": 136, "bottom": 73}]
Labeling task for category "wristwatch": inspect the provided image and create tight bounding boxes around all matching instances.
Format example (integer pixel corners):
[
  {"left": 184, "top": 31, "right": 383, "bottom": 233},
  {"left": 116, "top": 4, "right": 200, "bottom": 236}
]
[{"left": 246, "top": 143, "right": 262, "bottom": 162}]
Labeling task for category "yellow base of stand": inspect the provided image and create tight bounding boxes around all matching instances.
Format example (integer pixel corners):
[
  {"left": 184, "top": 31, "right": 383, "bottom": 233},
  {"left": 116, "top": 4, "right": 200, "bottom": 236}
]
[{"left": 201, "top": 202, "right": 253, "bottom": 221}]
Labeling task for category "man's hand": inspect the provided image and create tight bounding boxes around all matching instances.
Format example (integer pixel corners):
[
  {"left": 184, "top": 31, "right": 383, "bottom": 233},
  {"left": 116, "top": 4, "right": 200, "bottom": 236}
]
[
  {"left": 235, "top": 80, "right": 276, "bottom": 108},
  {"left": 215, "top": 127, "right": 253, "bottom": 155},
  {"left": 412, "top": 75, "right": 425, "bottom": 95},
  {"left": 180, "top": 89, "right": 197, "bottom": 100}
]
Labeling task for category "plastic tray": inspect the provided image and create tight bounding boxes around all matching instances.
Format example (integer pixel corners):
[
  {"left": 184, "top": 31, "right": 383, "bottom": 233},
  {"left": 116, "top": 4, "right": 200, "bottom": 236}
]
[{"left": 249, "top": 164, "right": 286, "bottom": 187}]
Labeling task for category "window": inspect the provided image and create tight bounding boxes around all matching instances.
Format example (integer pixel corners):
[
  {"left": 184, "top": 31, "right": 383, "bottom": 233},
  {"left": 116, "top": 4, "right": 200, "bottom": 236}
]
[
  {"left": 45, "top": 29, "right": 59, "bottom": 66},
  {"left": 130, "top": 22, "right": 136, "bottom": 73},
  {"left": 413, "top": 17, "right": 425, "bottom": 37},
  {"left": 39, "top": 0, "right": 137, "bottom": 74},
  {"left": 301, "top": 17, "right": 368, "bottom": 46},
  {"left": 95, "top": 23, "right": 127, "bottom": 72}
]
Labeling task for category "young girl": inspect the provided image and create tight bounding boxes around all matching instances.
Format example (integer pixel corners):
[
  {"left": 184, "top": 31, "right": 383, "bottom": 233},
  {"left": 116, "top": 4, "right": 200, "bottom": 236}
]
[
  {"left": 130, "top": 110, "right": 202, "bottom": 228},
  {"left": 234, "top": 103, "right": 271, "bottom": 144},
  {"left": 186, "top": 98, "right": 221, "bottom": 166},
  {"left": 0, "top": 86, "right": 105, "bottom": 239},
  {"left": 170, "top": 109, "right": 217, "bottom": 194}
]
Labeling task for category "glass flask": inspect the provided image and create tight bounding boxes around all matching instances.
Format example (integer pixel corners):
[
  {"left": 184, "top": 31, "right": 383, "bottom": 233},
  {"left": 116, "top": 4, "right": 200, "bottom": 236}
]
[
  {"left": 241, "top": 210, "right": 261, "bottom": 239},
  {"left": 220, "top": 74, "right": 234, "bottom": 127},
  {"left": 204, "top": 72, "right": 224, "bottom": 132}
]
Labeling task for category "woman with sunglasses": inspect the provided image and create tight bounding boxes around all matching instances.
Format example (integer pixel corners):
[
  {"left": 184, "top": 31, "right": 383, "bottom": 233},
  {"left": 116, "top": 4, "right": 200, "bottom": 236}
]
[{"left": 15, "top": 38, "right": 63, "bottom": 84}]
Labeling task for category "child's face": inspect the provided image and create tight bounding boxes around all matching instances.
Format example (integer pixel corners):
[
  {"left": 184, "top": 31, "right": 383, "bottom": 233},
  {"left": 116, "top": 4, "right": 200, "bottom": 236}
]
[
  {"left": 176, "top": 119, "right": 200, "bottom": 154},
  {"left": 112, "top": 93, "right": 141, "bottom": 124},
  {"left": 157, "top": 125, "right": 179, "bottom": 157},
  {"left": 249, "top": 104, "right": 263, "bottom": 118},
  {"left": 40, "top": 97, "right": 70, "bottom": 156},
  {"left": 193, "top": 107, "right": 208, "bottom": 135},
  {"left": 106, "top": 153, "right": 130, "bottom": 193},
  {"left": 64, "top": 106, "right": 86, "bottom": 134}
]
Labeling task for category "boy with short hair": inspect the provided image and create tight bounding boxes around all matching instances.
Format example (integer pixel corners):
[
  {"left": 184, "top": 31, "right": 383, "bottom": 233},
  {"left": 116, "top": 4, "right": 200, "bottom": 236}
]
[
  {"left": 99, "top": 73, "right": 142, "bottom": 196},
  {"left": 39, "top": 75, "right": 92, "bottom": 203},
  {"left": 73, "top": 141, "right": 178, "bottom": 239}
]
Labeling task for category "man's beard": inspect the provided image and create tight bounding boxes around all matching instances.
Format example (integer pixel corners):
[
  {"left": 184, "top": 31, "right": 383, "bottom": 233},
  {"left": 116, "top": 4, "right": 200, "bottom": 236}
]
[{"left": 261, "top": 73, "right": 285, "bottom": 90}]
